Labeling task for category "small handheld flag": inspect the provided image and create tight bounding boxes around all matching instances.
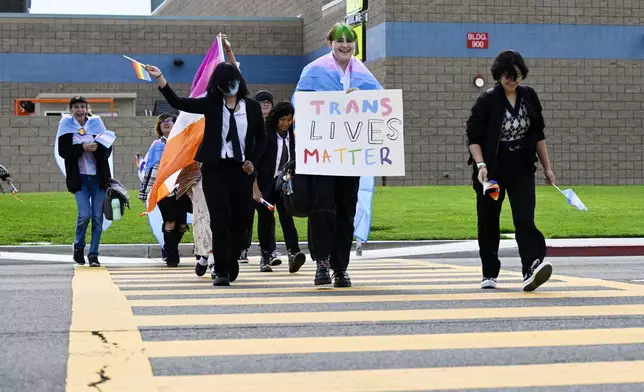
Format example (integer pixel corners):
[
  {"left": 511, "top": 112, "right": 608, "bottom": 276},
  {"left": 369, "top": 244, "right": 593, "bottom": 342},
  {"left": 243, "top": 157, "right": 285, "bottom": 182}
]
[
  {"left": 260, "top": 198, "right": 275, "bottom": 212},
  {"left": 483, "top": 180, "right": 500, "bottom": 201},
  {"left": 123, "top": 55, "right": 152, "bottom": 81},
  {"left": 553, "top": 184, "right": 588, "bottom": 211}
]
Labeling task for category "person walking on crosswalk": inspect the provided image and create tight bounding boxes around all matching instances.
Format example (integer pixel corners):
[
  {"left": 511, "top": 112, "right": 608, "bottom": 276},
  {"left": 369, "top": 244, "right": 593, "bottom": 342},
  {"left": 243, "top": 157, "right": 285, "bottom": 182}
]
[
  {"left": 252, "top": 101, "right": 306, "bottom": 273},
  {"left": 466, "top": 50, "right": 555, "bottom": 292}
]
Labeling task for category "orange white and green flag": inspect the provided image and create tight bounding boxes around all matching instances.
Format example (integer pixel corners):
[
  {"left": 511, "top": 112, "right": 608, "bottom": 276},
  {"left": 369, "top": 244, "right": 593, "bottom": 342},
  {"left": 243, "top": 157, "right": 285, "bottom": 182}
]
[{"left": 144, "top": 34, "right": 224, "bottom": 214}]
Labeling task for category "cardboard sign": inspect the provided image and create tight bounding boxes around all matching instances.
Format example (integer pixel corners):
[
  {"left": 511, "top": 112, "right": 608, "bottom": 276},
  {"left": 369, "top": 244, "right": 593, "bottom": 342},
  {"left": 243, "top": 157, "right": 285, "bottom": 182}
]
[{"left": 294, "top": 89, "right": 405, "bottom": 177}]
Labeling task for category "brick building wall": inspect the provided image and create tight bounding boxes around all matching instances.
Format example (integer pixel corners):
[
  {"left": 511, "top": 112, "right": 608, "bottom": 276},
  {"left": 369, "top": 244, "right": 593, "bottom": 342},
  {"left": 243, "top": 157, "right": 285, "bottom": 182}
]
[
  {"left": 0, "top": 15, "right": 302, "bottom": 114},
  {"left": 154, "top": 0, "right": 385, "bottom": 56},
  {"left": 0, "top": 116, "right": 160, "bottom": 192},
  {"left": 385, "top": 0, "right": 644, "bottom": 24}
]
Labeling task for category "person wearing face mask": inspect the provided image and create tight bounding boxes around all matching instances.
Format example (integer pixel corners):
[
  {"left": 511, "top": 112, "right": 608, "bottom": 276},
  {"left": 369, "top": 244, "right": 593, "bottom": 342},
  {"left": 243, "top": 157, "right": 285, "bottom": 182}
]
[
  {"left": 237, "top": 89, "right": 276, "bottom": 265},
  {"left": 138, "top": 113, "right": 192, "bottom": 268},
  {"left": 253, "top": 101, "right": 306, "bottom": 273},
  {"left": 145, "top": 62, "right": 266, "bottom": 286},
  {"left": 467, "top": 50, "right": 556, "bottom": 292},
  {"left": 56, "top": 96, "right": 113, "bottom": 267},
  {"left": 293, "top": 23, "right": 382, "bottom": 287}
]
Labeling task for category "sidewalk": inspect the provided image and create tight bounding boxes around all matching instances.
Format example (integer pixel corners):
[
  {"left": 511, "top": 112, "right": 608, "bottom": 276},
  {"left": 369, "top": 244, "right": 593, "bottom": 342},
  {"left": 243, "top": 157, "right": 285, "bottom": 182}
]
[{"left": 1, "top": 238, "right": 643, "bottom": 260}]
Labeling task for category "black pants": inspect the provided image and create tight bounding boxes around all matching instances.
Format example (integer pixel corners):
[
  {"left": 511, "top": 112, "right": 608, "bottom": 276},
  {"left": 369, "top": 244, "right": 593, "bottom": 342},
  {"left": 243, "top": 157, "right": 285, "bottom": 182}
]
[
  {"left": 308, "top": 175, "right": 359, "bottom": 271},
  {"left": 242, "top": 208, "right": 254, "bottom": 252},
  {"left": 474, "top": 149, "right": 547, "bottom": 278},
  {"left": 157, "top": 194, "right": 191, "bottom": 227},
  {"left": 201, "top": 160, "right": 254, "bottom": 277},
  {"left": 257, "top": 178, "right": 300, "bottom": 256}
]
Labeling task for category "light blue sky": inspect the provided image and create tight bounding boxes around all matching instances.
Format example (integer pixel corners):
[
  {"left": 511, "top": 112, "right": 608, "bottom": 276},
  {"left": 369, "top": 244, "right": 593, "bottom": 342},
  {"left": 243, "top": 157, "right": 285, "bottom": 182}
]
[{"left": 30, "top": 0, "right": 150, "bottom": 15}]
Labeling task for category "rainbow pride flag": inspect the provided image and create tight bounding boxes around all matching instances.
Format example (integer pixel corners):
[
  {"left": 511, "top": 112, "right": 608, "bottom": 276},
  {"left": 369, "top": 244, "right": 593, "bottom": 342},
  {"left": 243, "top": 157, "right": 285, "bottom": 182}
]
[{"left": 123, "top": 55, "right": 152, "bottom": 81}]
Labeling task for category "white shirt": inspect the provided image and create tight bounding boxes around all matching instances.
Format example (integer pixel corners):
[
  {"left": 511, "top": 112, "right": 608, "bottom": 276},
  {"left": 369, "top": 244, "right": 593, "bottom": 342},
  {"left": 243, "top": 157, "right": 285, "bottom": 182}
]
[
  {"left": 274, "top": 133, "right": 290, "bottom": 178},
  {"left": 220, "top": 99, "right": 247, "bottom": 161}
]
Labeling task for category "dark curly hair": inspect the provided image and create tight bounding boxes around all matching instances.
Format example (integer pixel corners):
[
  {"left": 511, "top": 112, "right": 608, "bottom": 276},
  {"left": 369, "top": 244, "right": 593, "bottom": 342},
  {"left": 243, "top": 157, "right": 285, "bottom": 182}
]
[
  {"left": 265, "top": 101, "right": 295, "bottom": 134},
  {"left": 491, "top": 50, "right": 529, "bottom": 82},
  {"left": 155, "top": 112, "right": 177, "bottom": 137},
  {"left": 206, "top": 62, "right": 249, "bottom": 100}
]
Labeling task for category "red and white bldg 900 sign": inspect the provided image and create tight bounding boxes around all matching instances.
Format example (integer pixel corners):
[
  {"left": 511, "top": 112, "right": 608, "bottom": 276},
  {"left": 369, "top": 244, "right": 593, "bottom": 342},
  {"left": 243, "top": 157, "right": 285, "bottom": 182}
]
[{"left": 467, "top": 32, "right": 488, "bottom": 49}]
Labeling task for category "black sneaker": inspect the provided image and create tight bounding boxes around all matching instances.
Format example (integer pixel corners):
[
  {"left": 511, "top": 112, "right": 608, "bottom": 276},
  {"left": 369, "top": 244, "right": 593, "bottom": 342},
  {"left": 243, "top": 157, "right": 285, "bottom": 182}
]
[
  {"left": 523, "top": 259, "right": 553, "bottom": 292},
  {"left": 260, "top": 254, "right": 273, "bottom": 272},
  {"left": 195, "top": 261, "right": 208, "bottom": 277},
  {"left": 288, "top": 251, "right": 306, "bottom": 274},
  {"left": 88, "top": 255, "right": 100, "bottom": 267},
  {"left": 238, "top": 249, "right": 249, "bottom": 264},
  {"left": 314, "top": 259, "right": 332, "bottom": 286},
  {"left": 333, "top": 270, "right": 352, "bottom": 287},
  {"left": 269, "top": 251, "right": 282, "bottom": 266},
  {"left": 213, "top": 275, "right": 230, "bottom": 286},
  {"left": 73, "top": 247, "right": 85, "bottom": 265}
]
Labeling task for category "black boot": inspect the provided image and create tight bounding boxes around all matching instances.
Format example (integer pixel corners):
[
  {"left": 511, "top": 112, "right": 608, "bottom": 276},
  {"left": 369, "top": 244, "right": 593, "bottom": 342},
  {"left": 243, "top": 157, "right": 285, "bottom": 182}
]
[
  {"left": 163, "top": 230, "right": 179, "bottom": 267},
  {"left": 333, "top": 270, "right": 351, "bottom": 287},
  {"left": 175, "top": 226, "right": 188, "bottom": 259},
  {"left": 314, "top": 259, "right": 332, "bottom": 286}
]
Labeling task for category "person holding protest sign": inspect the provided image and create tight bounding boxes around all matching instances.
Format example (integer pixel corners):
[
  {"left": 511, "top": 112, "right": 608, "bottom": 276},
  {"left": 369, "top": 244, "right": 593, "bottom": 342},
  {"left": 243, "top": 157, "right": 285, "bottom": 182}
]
[
  {"left": 294, "top": 23, "right": 383, "bottom": 287},
  {"left": 138, "top": 113, "right": 192, "bottom": 268},
  {"left": 466, "top": 50, "right": 555, "bottom": 292},
  {"left": 146, "top": 61, "right": 267, "bottom": 287},
  {"left": 57, "top": 96, "right": 114, "bottom": 267},
  {"left": 253, "top": 101, "right": 306, "bottom": 273}
]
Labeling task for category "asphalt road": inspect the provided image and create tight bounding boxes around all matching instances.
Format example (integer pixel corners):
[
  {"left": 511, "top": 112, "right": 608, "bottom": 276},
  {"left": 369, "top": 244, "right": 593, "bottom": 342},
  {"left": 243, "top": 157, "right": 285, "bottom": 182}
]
[{"left": 1, "top": 254, "right": 644, "bottom": 391}]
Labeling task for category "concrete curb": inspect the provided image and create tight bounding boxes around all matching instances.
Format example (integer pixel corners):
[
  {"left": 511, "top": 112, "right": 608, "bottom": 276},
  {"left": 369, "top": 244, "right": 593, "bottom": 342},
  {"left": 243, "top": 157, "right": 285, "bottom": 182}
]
[
  {"left": 0, "top": 240, "right": 464, "bottom": 259},
  {"left": 546, "top": 246, "right": 644, "bottom": 257}
]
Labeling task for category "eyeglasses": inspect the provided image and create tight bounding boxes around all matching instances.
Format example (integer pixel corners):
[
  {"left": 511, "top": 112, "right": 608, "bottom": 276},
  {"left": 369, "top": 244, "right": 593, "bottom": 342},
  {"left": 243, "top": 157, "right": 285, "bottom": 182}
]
[
  {"left": 160, "top": 119, "right": 174, "bottom": 125},
  {"left": 502, "top": 73, "right": 523, "bottom": 81}
]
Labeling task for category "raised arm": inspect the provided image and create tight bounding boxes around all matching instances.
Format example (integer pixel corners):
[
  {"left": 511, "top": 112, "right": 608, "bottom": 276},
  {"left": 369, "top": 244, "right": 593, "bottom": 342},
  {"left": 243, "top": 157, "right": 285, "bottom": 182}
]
[
  {"left": 146, "top": 65, "right": 208, "bottom": 114},
  {"left": 221, "top": 34, "right": 238, "bottom": 68}
]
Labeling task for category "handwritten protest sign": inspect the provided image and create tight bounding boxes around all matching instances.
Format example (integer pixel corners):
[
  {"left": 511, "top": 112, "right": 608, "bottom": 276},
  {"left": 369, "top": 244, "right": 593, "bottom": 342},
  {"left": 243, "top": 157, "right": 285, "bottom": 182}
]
[{"left": 294, "top": 89, "right": 405, "bottom": 177}]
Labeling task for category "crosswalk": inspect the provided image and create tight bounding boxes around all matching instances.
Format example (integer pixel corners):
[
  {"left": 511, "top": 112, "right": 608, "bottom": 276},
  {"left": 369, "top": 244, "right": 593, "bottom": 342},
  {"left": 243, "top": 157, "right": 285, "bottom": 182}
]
[{"left": 66, "top": 258, "right": 644, "bottom": 391}]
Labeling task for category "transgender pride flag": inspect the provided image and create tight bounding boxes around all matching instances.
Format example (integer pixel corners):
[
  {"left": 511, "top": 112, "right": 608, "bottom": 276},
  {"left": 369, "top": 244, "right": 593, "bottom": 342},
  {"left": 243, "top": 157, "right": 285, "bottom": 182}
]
[{"left": 145, "top": 35, "right": 225, "bottom": 214}]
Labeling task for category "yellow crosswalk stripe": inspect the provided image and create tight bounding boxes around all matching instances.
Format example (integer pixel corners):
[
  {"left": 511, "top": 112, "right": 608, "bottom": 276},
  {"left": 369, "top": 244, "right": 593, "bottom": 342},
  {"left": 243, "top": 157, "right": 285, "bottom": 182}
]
[
  {"left": 120, "top": 281, "right": 588, "bottom": 296},
  {"left": 134, "top": 304, "right": 644, "bottom": 327},
  {"left": 155, "top": 360, "right": 644, "bottom": 392},
  {"left": 143, "top": 327, "right": 644, "bottom": 357},
  {"left": 127, "top": 289, "right": 643, "bottom": 307},
  {"left": 110, "top": 269, "right": 485, "bottom": 280},
  {"left": 112, "top": 273, "right": 486, "bottom": 284},
  {"left": 115, "top": 277, "right": 570, "bottom": 288}
]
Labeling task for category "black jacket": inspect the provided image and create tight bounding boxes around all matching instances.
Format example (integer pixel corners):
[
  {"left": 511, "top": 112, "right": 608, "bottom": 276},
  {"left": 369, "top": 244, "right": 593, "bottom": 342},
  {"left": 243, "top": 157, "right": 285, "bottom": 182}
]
[
  {"left": 256, "top": 126, "right": 296, "bottom": 196},
  {"left": 158, "top": 84, "right": 266, "bottom": 171},
  {"left": 57, "top": 133, "right": 112, "bottom": 193},
  {"left": 466, "top": 83, "right": 546, "bottom": 179}
]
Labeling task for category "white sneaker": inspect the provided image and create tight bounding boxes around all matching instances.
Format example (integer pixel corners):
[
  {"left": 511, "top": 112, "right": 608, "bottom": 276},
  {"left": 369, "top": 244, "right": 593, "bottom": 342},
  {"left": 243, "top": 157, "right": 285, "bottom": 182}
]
[{"left": 481, "top": 277, "right": 498, "bottom": 289}]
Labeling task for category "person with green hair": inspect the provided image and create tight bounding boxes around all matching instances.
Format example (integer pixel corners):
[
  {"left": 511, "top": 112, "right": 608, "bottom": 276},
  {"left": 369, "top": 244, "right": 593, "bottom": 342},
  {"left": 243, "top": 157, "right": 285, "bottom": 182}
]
[{"left": 293, "top": 22, "right": 382, "bottom": 287}]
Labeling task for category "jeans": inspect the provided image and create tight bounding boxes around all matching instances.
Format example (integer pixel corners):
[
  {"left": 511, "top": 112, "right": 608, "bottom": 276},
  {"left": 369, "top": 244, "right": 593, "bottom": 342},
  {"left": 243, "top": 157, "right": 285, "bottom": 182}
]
[{"left": 74, "top": 175, "right": 106, "bottom": 256}]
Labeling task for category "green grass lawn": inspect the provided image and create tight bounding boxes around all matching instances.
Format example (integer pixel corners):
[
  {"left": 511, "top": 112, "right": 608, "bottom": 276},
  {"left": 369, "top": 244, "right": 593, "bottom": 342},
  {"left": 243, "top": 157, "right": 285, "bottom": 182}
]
[{"left": 0, "top": 186, "right": 642, "bottom": 245}]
